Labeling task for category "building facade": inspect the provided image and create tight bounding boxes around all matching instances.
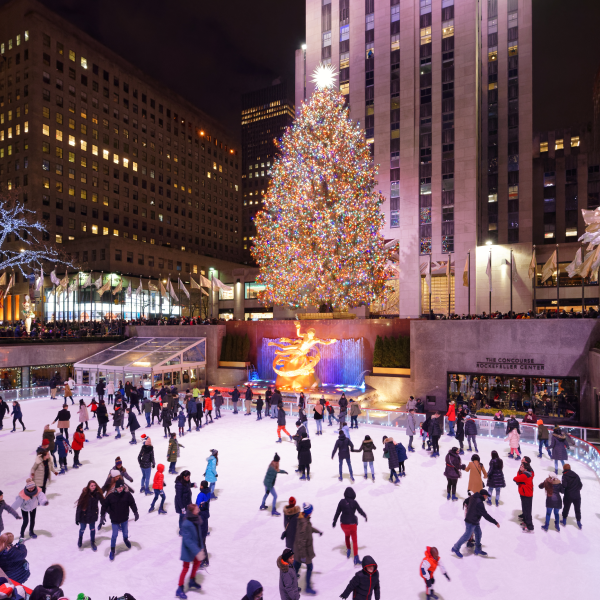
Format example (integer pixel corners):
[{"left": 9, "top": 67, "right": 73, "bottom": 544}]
[
  {"left": 296, "top": 0, "right": 533, "bottom": 316},
  {"left": 241, "top": 80, "right": 294, "bottom": 264},
  {"left": 0, "top": 0, "right": 243, "bottom": 289}
]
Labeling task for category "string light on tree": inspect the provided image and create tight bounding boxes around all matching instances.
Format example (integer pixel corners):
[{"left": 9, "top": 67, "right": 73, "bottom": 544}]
[{"left": 251, "top": 67, "right": 393, "bottom": 311}]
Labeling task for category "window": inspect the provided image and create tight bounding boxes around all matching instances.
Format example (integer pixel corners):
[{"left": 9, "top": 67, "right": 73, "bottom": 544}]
[
  {"left": 245, "top": 282, "right": 266, "bottom": 299},
  {"left": 81, "top": 56, "right": 88, "bottom": 69},
  {"left": 391, "top": 34, "right": 400, "bottom": 51},
  {"left": 365, "top": 14, "right": 374, "bottom": 30},
  {"left": 391, "top": 5, "right": 400, "bottom": 22},
  {"left": 555, "top": 139, "right": 564, "bottom": 151},
  {"left": 42, "top": 124, "right": 49, "bottom": 136},
  {"left": 571, "top": 136, "right": 580, "bottom": 148},
  {"left": 420, "top": 27, "right": 431, "bottom": 45},
  {"left": 442, "top": 20, "right": 454, "bottom": 38},
  {"left": 340, "top": 25, "right": 349, "bottom": 42},
  {"left": 69, "top": 50, "right": 75, "bottom": 62},
  {"left": 540, "top": 141, "right": 548, "bottom": 152}
]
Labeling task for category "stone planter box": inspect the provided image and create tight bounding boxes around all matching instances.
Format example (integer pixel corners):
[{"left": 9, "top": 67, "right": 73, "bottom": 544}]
[
  {"left": 218, "top": 361, "right": 250, "bottom": 368},
  {"left": 372, "top": 367, "right": 411, "bottom": 376}
]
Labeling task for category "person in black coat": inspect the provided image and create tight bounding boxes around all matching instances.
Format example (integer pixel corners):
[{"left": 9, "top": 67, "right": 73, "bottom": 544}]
[
  {"left": 333, "top": 487, "right": 367, "bottom": 565},
  {"left": 161, "top": 405, "right": 172, "bottom": 438},
  {"left": 486, "top": 450, "right": 506, "bottom": 507},
  {"left": 451, "top": 490, "right": 499, "bottom": 558},
  {"left": 129, "top": 388, "right": 141, "bottom": 415},
  {"left": 52, "top": 405, "right": 72, "bottom": 441},
  {"left": 276, "top": 403, "right": 292, "bottom": 443},
  {"left": 560, "top": 463, "right": 583, "bottom": 528},
  {"left": 152, "top": 398, "right": 162, "bottom": 424},
  {"left": 429, "top": 412, "right": 443, "bottom": 457},
  {"left": 231, "top": 386, "right": 240, "bottom": 414},
  {"left": 256, "top": 395, "right": 264, "bottom": 420},
  {"left": 174, "top": 470, "right": 197, "bottom": 533},
  {"left": 443, "top": 447, "right": 465, "bottom": 501},
  {"left": 126, "top": 408, "right": 140, "bottom": 444},
  {"left": 75, "top": 480, "right": 104, "bottom": 551},
  {"left": 0, "top": 397, "right": 9, "bottom": 430},
  {"left": 332, "top": 431, "right": 355, "bottom": 482},
  {"left": 96, "top": 400, "right": 109, "bottom": 438},
  {"left": 29, "top": 564, "right": 66, "bottom": 600},
  {"left": 455, "top": 412, "right": 466, "bottom": 454},
  {"left": 96, "top": 380, "right": 105, "bottom": 402},
  {"left": 281, "top": 496, "right": 300, "bottom": 550},
  {"left": 100, "top": 478, "right": 139, "bottom": 561},
  {"left": 297, "top": 433, "right": 312, "bottom": 480},
  {"left": 340, "top": 555, "right": 380, "bottom": 600}
]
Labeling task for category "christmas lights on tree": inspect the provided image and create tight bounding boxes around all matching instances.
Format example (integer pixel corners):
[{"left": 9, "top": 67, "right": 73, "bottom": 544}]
[{"left": 251, "top": 68, "right": 392, "bottom": 311}]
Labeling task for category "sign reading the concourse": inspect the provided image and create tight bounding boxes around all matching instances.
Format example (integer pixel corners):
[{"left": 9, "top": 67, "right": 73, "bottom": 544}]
[{"left": 475, "top": 357, "right": 545, "bottom": 371}]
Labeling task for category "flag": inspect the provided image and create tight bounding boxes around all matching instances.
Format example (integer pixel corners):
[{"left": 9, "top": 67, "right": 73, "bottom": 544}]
[
  {"left": 81, "top": 273, "right": 92, "bottom": 288},
  {"left": 541, "top": 250, "right": 557, "bottom": 283},
  {"left": 213, "top": 276, "right": 233, "bottom": 292},
  {"left": 126, "top": 281, "right": 132, "bottom": 298},
  {"left": 485, "top": 252, "right": 492, "bottom": 292},
  {"left": 97, "top": 280, "right": 111, "bottom": 296},
  {"left": 462, "top": 256, "right": 469, "bottom": 287},
  {"left": 93, "top": 275, "right": 103, "bottom": 289},
  {"left": 528, "top": 248, "right": 536, "bottom": 280},
  {"left": 0, "top": 273, "right": 5, "bottom": 286},
  {"left": 136, "top": 278, "right": 143, "bottom": 296},
  {"left": 59, "top": 273, "right": 68, "bottom": 288},
  {"left": 566, "top": 248, "right": 582, "bottom": 278},
  {"left": 168, "top": 279, "right": 179, "bottom": 302},
  {"left": 68, "top": 278, "right": 78, "bottom": 294},
  {"left": 579, "top": 246, "right": 600, "bottom": 279},
  {"left": 50, "top": 270, "right": 60, "bottom": 286},
  {"left": 178, "top": 277, "right": 190, "bottom": 299},
  {"left": 159, "top": 281, "right": 167, "bottom": 297},
  {"left": 36, "top": 267, "right": 44, "bottom": 291},
  {"left": 148, "top": 281, "right": 159, "bottom": 292},
  {"left": 199, "top": 274, "right": 212, "bottom": 287},
  {"left": 190, "top": 277, "right": 209, "bottom": 296},
  {"left": 3, "top": 274, "right": 14, "bottom": 298},
  {"left": 112, "top": 279, "right": 123, "bottom": 295}
]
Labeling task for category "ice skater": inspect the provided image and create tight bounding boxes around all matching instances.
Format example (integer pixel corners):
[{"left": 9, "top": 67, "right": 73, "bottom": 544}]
[
  {"left": 12, "top": 478, "right": 49, "bottom": 542},
  {"left": 75, "top": 480, "right": 104, "bottom": 551},
  {"left": 486, "top": 450, "right": 505, "bottom": 506},
  {"left": 353, "top": 435, "right": 376, "bottom": 481},
  {"left": 176, "top": 503, "right": 204, "bottom": 598},
  {"left": 464, "top": 415, "right": 478, "bottom": 452},
  {"left": 10, "top": 401, "right": 25, "bottom": 432},
  {"left": 292, "top": 503, "right": 322, "bottom": 595},
  {"left": 539, "top": 474, "right": 562, "bottom": 532},
  {"left": 549, "top": 426, "right": 570, "bottom": 474},
  {"left": 383, "top": 436, "right": 400, "bottom": 484},
  {"left": 100, "top": 478, "right": 139, "bottom": 561},
  {"left": 71, "top": 423, "right": 86, "bottom": 468},
  {"left": 420, "top": 547, "right": 450, "bottom": 600},
  {"left": 138, "top": 435, "right": 155, "bottom": 495},
  {"left": 444, "top": 447, "right": 464, "bottom": 501},
  {"left": 148, "top": 464, "right": 167, "bottom": 514},
  {"left": 340, "top": 555, "right": 379, "bottom": 600},
  {"left": 260, "top": 453, "right": 287, "bottom": 516},
  {"left": 406, "top": 408, "right": 417, "bottom": 452},
  {"left": 256, "top": 394, "right": 264, "bottom": 420},
  {"left": 127, "top": 407, "right": 140, "bottom": 444},
  {"left": 451, "top": 488, "right": 499, "bottom": 557},
  {"left": 0, "top": 490, "right": 21, "bottom": 535},
  {"left": 332, "top": 430, "right": 355, "bottom": 482},
  {"left": 276, "top": 402, "right": 293, "bottom": 443},
  {"left": 205, "top": 449, "right": 218, "bottom": 499},
  {"left": 560, "top": 464, "right": 582, "bottom": 529},
  {"left": 168, "top": 432, "right": 184, "bottom": 474},
  {"left": 332, "top": 487, "right": 367, "bottom": 565},
  {"left": 78, "top": 399, "right": 89, "bottom": 430}
]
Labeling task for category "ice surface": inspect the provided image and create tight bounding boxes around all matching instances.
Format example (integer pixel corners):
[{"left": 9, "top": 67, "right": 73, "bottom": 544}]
[{"left": 1, "top": 397, "right": 599, "bottom": 599}]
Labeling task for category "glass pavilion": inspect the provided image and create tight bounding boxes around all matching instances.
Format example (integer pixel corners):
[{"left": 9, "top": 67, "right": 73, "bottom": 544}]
[{"left": 74, "top": 337, "right": 206, "bottom": 394}]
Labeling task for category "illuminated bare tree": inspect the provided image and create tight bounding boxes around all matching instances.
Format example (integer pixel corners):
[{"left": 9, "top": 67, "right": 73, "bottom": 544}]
[{"left": 0, "top": 190, "right": 70, "bottom": 273}]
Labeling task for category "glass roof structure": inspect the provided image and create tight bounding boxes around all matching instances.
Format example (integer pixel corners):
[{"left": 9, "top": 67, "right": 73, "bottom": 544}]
[{"left": 74, "top": 337, "right": 206, "bottom": 373}]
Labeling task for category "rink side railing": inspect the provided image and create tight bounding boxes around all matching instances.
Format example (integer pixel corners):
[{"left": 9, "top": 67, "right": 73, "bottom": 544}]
[{"left": 12, "top": 387, "right": 600, "bottom": 479}]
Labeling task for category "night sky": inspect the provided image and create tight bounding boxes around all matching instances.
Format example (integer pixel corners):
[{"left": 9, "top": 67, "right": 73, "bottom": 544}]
[{"left": 3, "top": 0, "right": 600, "bottom": 137}]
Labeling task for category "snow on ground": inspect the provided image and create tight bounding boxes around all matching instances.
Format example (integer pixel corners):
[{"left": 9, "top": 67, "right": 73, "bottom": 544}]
[{"left": 1, "top": 397, "right": 599, "bottom": 600}]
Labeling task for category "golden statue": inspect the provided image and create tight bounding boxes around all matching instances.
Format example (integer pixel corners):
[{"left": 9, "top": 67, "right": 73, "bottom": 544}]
[{"left": 268, "top": 321, "right": 337, "bottom": 390}]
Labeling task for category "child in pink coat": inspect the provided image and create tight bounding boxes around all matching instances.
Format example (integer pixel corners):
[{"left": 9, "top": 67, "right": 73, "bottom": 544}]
[{"left": 507, "top": 428, "right": 521, "bottom": 459}]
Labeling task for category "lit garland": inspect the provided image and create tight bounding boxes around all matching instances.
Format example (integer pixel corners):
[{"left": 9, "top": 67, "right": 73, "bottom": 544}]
[{"left": 251, "top": 85, "right": 392, "bottom": 310}]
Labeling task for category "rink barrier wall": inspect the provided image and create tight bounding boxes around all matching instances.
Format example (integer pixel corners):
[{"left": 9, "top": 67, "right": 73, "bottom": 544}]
[{"left": 12, "top": 389, "right": 600, "bottom": 480}]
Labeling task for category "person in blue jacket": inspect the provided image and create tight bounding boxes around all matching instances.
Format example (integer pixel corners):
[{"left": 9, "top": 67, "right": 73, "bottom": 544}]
[
  {"left": 176, "top": 503, "right": 204, "bottom": 599},
  {"left": 396, "top": 441, "right": 408, "bottom": 477},
  {"left": 186, "top": 397, "right": 197, "bottom": 432},
  {"left": 204, "top": 449, "right": 218, "bottom": 500},
  {"left": 174, "top": 470, "right": 197, "bottom": 534}
]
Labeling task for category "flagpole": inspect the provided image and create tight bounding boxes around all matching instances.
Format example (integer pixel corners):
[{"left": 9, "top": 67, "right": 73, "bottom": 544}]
[
  {"left": 488, "top": 247, "right": 492, "bottom": 316},
  {"left": 168, "top": 274, "right": 172, "bottom": 319},
  {"left": 582, "top": 242, "right": 586, "bottom": 315},
  {"left": 467, "top": 251, "right": 471, "bottom": 318},
  {"left": 447, "top": 253, "right": 451, "bottom": 318},
  {"left": 510, "top": 248, "right": 513, "bottom": 318},
  {"left": 41, "top": 269, "right": 45, "bottom": 324},
  {"left": 532, "top": 245, "right": 536, "bottom": 315},
  {"left": 53, "top": 264, "right": 57, "bottom": 324},
  {"left": 428, "top": 255, "right": 432, "bottom": 319},
  {"left": 556, "top": 244, "right": 560, "bottom": 316}
]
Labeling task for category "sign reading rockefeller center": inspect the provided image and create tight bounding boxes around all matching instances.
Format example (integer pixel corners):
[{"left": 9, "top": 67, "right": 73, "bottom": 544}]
[{"left": 475, "top": 357, "right": 546, "bottom": 371}]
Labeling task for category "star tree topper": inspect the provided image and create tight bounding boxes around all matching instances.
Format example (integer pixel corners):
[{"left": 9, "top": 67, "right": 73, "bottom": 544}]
[{"left": 311, "top": 63, "right": 338, "bottom": 90}]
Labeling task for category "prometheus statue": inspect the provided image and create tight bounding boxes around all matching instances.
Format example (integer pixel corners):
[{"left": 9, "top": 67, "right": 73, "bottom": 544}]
[{"left": 268, "top": 321, "right": 337, "bottom": 390}]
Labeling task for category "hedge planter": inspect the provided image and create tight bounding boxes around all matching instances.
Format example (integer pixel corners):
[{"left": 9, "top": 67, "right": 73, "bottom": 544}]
[
  {"left": 372, "top": 367, "right": 411, "bottom": 376},
  {"left": 219, "top": 361, "right": 250, "bottom": 368}
]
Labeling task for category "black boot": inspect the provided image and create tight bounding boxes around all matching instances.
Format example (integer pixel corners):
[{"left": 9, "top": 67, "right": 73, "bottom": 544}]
[
  {"left": 90, "top": 529, "right": 97, "bottom": 552},
  {"left": 78, "top": 532, "right": 83, "bottom": 548}
]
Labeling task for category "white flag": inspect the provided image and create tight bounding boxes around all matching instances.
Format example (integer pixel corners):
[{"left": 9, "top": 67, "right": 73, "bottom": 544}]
[
  {"left": 126, "top": 281, "right": 132, "bottom": 298},
  {"left": 190, "top": 276, "right": 202, "bottom": 290},
  {"left": 159, "top": 281, "right": 167, "bottom": 297},
  {"left": 136, "top": 278, "right": 143, "bottom": 296},
  {"left": 528, "top": 248, "right": 536, "bottom": 280},
  {"left": 113, "top": 279, "right": 123, "bottom": 295},
  {"left": 36, "top": 267, "right": 44, "bottom": 291},
  {"left": 148, "top": 281, "right": 159, "bottom": 292},
  {"left": 93, "top": 275, "right": 103, "bottom": 289},
  {"left": 541, "top": 250, "right": 557, "bottom": 283},
  {"left": 168, "top": 279, "right": 179, "bottom": 302},
  {"left": 68, "top": 278, "right": 78, "bottom": 294},
  {"left": 97, "top": 280, "right": 111, "bottom": 296},
  {"left": 50, "top": 270, "right": 61, "bottom": 286},
  {"left": 566, "top": 248, "right": 582, "bottom": 278},
  {"left": 59, "top": 273, "right": 69, "bottom": 288},
  {"left": 81, "top": 273, "right": 92, "bottom": 288},
  {"left": 3, "top": 274, "right": 14, "bottom": 298},
  {"left": 213, "top": 276, "right": 233, "bottom": 292},
  {"left": 199, "top": 274, "right": 212, "bottom": 287},
  {"left": 0, "top": 273, "right": 6, "bottom": 286},
  {"left": 485, "top": 253, "right": 492, "bottom": 292},
  {"left": 178, "top": 278, "right": 190, "bottom": 299}
]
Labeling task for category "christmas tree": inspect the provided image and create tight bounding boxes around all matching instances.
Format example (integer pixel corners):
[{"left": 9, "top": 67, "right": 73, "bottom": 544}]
[{"left": 251, "top": 65, "right": 391, "bottom": 311}]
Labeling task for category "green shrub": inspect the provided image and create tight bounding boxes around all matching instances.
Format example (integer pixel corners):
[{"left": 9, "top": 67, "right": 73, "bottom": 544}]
[
  {"left": 373, "top": 335, "right": 383, "bottom": 367},
  {"left": 242, "top": 333, "right": 250, "bottom": 362},
  {"left": 373, "top": 334, "right": 410, "bottom": 368}
]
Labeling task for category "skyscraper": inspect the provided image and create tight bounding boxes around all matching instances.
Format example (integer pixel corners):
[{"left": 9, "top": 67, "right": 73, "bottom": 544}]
[
  {"left": 241, "top": 79, "right": 295, "bottom": 264},
  {"left": 296, "top": 0, "right": 532, "bottom": 316}
]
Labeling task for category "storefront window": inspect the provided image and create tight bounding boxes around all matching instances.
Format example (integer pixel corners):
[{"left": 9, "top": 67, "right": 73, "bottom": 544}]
[
  {"left": 244, "top": 282, "right": 266, "bottom": 299},
  {"left": 173, "top": 371, "right": 181, "bottom": 386},
  {"left": 30, "top": 364, "right": 72, "bottom": 387},
  {"left": 182, "top": 370, "right": 191, "bottom": 384},
  {"left": 1, "top": 368, "right": 22, "bottom": 390},
  {"left": 245, "top": 311, "right": 273, "bottom": 321},
  {"left": 163, "top": 372, "right": 172, "bottom": 386},
  {"left": 448, "top": 373, "right": 580, "bottom": 419},
  {"left": 153, "top": 373, "right": 162, "bottom": 386}
]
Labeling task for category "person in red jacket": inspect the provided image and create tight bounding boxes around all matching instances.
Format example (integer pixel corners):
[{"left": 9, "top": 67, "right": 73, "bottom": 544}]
[
  {"left": 514, "top": 462, "right": 534, "bottom": 532},
  {"left": 149, "top": 464, "right": 167, "bottom": 514},
  {"left": 446, "top": 401, "right": 456, "bottom": 437},
  {"left": 71, "top": 423, "right": 86, "bottom": 468},
  {"left": 420, "top": 546, "right": 450, "bottom": 600},
  {"left": 204, "top": 396, "right": 213, "bottom": 425}
]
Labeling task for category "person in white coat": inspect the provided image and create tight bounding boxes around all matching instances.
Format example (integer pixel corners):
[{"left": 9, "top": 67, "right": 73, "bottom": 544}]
[
  {"left": 78, "top": 399, "right": 90, "bottom": 431},
  {"left": 12, "top": 478, "right": 49, "bottom": 542},
  {"left": 107, "top": 381, "right": 116, "bottom": 405},
  {"left": 406, "top": 408, "right": 418, "bottom": 452}
]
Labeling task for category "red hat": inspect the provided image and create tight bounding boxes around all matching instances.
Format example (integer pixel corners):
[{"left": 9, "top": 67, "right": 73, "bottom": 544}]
[
  {"left": 288, "top": 496, "right": 296, "bottom": 506},
  {"left": 41, "top": 439, "right": 50, "bottom": 447},
  {"left": 141, "top": 434, "right": 147, "bottom": 439}
]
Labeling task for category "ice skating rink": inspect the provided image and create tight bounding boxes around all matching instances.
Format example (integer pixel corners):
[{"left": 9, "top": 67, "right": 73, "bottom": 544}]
[{"left": 1, "top": 397, "right": 599, "bottom": 599}]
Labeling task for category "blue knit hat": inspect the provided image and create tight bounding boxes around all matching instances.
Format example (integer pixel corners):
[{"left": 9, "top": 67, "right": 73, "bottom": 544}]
[{"left": 303, "top": 502, "right": 313, "bottom": 516}]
